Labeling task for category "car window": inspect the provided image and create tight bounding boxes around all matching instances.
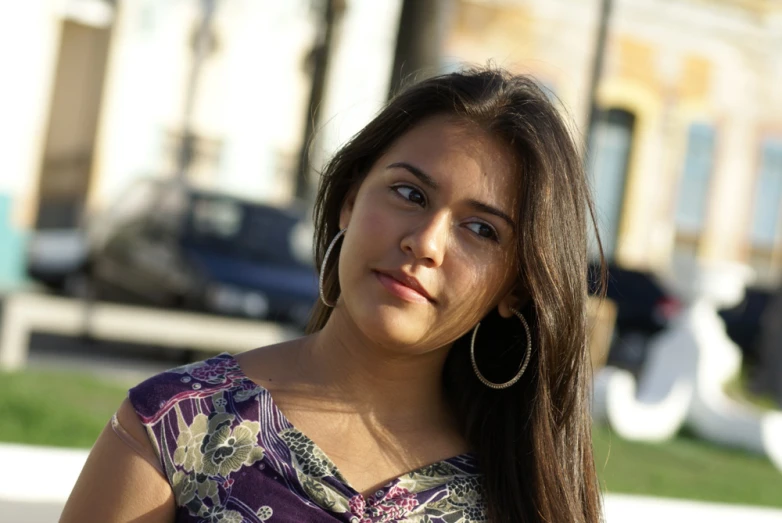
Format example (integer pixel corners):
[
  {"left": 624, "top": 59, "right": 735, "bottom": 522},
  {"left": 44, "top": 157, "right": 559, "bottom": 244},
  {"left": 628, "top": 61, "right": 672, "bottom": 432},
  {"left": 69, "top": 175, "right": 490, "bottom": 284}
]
[
  {"left": 89, "top": 179, "right": 160, "bottom": 248},
  {"left": 241, "top": 206, "right": 303, "bottom": 266},
  {"left": 191, "top": 197, "right": 243, "bottom": 238},
  {"left": 184, "top": 195, "right": 311, "bottom": 268},
  {"left": 147, "top": 186, "right": 187, "bottom": 236}
]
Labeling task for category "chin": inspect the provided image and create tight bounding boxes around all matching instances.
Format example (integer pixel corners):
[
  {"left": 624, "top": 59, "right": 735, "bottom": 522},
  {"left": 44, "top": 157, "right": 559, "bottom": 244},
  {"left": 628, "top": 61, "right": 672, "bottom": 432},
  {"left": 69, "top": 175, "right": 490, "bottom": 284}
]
[{"left": 349, "top": 301, "right": 433, "bottom": 351}]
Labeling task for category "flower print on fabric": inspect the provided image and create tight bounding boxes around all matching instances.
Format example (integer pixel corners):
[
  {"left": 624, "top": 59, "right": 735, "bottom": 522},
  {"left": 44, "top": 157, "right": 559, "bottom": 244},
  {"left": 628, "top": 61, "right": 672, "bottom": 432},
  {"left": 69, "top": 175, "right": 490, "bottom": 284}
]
[
  {"left": 234, "top": 381, "right": 263, "bottom": 403},
  {"left": 423, "top": 475, "right": 488, "bottom": 523},
  {"left": 128, "top": 352, "right": 488, "bottom": 522},
  {"left": 255, "top": 505, "right": 273, "bottom": 521},
  {"left": 200, "top": 418, "right": 265, "bottom": 476},
  {"left": 280, "top": 428, "right": 343, "bottom": 480},
  {"left": 171, "top": 403, "right": 265, "bottom": 477},
  {"left": 347, "top": 484, "right": 421, "bottom": 523},
  {"left": 396, "top": 462, "right": 488, "bottom": 523},
  {"left": 171, "top": 470, "right": 220, "bottom": 506},
  {"left": 298, "top": 473, "right": 353, "bottom": 515},
  {"left": 197, "top": 501, "right": 244, "bottom": 523},
  {"left": 169, "top": 357, "right": 243, "bottom": 386},
  {"left": 163, "top": 399, "right": 265, "bottom": 520},
  {"left": 280, "top": 427, "right": 356, "bottom": 514}
]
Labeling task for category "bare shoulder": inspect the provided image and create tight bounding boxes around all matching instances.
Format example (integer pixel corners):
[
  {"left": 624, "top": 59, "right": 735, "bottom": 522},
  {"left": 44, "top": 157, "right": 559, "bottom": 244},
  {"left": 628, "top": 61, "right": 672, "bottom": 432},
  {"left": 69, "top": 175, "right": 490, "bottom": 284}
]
[
  {"left": 115, "top": 396, "right": 154, "bottom": 451},
  {"left": 59, "top": 398, "right": 175, "bottom": 523},
  {"left": 233, "top": 337, "right": 309, "bottom": 391}
]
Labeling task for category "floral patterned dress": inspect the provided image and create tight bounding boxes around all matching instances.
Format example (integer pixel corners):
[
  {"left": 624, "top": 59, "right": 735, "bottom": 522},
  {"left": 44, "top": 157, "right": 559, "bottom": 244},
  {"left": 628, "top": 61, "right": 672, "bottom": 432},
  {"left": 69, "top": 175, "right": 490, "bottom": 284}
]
[{"left": 127, "top": 352, "right": 488, "bottom": 522}]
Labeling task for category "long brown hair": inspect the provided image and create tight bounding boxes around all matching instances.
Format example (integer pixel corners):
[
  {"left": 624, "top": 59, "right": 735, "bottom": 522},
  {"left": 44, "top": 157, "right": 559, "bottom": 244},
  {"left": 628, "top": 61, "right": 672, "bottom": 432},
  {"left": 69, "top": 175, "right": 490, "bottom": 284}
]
[{"left": 307, "top": 67, "right": 604, "bottom": 523}]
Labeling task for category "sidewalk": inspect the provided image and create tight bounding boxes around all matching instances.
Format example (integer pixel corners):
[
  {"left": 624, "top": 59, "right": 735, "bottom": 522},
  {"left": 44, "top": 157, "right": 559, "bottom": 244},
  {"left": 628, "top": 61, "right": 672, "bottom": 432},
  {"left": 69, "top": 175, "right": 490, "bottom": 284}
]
[
  {"left": 2, "top": 442, "right": 782, "bottom": 523},
  {"left": 603, "top": 493, "right": 782, "bottom": 523},
  {"left": 0, "top": 443, "right": 90, "bottom": 523}
]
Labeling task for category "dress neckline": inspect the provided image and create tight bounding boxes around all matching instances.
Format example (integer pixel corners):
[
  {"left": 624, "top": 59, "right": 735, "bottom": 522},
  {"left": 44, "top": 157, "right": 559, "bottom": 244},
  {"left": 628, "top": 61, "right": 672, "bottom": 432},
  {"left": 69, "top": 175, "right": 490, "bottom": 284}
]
[{"left": 220, "top": 351, "right": 479, "bottom": 496}]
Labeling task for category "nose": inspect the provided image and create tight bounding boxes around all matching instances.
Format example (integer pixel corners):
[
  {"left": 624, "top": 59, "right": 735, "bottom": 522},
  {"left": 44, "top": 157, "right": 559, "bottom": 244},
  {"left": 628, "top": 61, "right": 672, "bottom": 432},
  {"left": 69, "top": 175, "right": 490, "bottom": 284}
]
[{"left": 400, "top": 211, "right": 449, "bottom": 267}]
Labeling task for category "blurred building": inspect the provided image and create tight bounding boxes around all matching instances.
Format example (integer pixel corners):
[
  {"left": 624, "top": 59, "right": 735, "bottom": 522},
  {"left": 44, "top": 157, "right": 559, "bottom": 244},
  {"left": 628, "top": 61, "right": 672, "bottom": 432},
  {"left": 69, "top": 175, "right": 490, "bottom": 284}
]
[
  {"left": 0, "top": 0, "right": 398, "bottom": 288},
  {"left": 445, "top": 0, "right": 782, "bottom": 288},
  {"left": 2, "top": 0, "right": 782, "bottom": 292}
]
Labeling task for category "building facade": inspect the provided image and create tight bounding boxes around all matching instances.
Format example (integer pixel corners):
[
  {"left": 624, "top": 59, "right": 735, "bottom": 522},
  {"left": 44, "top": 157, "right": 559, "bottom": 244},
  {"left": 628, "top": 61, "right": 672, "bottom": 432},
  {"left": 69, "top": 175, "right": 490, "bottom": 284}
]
[
  {"left": 0, "top": 0, "right": 399, "bottom": 288},
  {"left": 446, "top": 0, "right": 782, "bottom": 287}
]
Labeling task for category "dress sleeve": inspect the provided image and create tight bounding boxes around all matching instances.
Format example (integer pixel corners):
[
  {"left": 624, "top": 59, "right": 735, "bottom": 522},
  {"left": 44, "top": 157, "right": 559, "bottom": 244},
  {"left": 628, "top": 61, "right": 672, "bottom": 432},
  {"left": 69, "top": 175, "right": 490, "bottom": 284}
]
[
  {"left": 110, "top": 412, "right": 166, "bottom": 477},
  {"left": 125, "top": 353, "right": 241, "bottom": 488}
]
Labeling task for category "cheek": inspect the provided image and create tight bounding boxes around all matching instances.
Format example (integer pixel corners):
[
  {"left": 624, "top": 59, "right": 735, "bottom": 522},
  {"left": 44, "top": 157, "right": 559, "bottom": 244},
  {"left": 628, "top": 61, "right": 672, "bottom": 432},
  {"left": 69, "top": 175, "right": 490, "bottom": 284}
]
[
  {"left": 444, "top": 250, "right": 515, "bottom": 309},
  {"left": 338, "top": 199, "right": 398, "bottom": 281},
  {"left": 349, "top": 198, "right": 399, "bottom": 243},
  {"left": 449, "top": 262, "right": 495, "bottom": 303}
]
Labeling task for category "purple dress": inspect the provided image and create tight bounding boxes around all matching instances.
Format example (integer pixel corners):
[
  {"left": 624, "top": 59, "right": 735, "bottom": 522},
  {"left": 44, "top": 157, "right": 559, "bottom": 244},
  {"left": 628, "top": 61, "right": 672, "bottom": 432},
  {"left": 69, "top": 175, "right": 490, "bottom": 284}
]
[{"left": 128, "top": 353, "right": 487, "bottom": 522}]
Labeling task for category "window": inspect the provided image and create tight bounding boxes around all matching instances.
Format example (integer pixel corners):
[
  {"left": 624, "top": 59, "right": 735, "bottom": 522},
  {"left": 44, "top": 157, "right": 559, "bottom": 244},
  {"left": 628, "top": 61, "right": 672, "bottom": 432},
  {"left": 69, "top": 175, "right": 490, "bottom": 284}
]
[
  {"left": 750, "top": 140, "right": 782, "bottom": 247},
  {"left": 672, "top": 124, "right": 716, "bottom": 263},
  {"left": 588, "top": 109, "right": 635, "bottom": 259},
  {"left": 675, "top": 124, "right": 716, "bottom": 236},
  {"left": 749, "top": 139, "right": 782, "bottom": 284},
  {"left": 184, "top": 195, "right": 311, "bottom": 268}
]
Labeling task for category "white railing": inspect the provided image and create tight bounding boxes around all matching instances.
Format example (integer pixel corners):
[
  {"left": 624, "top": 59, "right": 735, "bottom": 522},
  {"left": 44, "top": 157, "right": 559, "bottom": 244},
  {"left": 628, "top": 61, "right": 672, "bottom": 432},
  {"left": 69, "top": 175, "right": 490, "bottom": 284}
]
[{"left": 0, "top": 292, "right": 299, "bottom": 371}]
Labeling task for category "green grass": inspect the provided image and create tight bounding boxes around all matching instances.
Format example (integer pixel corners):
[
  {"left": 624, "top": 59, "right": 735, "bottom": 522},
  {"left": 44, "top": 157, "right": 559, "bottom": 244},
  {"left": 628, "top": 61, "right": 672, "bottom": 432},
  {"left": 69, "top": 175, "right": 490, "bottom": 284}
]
[
  {"left": 0, "top": 368, "right": 128, "bottom": 448},
  {"left": 593, "top": 423, "right": 782, "bottom": 508},
  {"left": 2, "top": 367, "right": 782, "bottom": 508}
]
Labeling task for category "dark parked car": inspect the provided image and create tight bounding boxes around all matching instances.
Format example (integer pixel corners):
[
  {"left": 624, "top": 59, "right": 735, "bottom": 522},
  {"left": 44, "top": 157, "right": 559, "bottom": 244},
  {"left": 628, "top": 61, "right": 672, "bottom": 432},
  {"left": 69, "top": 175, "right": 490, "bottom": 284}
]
[
  {"left": 718, "top": 285, "right": 774, "bottom": 366},
  {"left": 718, "top": 283, "right": 781, "bottom": 404},
  {"left": 589, "top": 262, "right": 682, "bottom": 372},
  {"left": 751, "top": 284, "right": 782, "bottom": 404},
  {"left": 26, "top": 227, "right": 89, "bottom": 294},
  {"left": 28, "top": 179, "right": 319, "bottom": 329}
]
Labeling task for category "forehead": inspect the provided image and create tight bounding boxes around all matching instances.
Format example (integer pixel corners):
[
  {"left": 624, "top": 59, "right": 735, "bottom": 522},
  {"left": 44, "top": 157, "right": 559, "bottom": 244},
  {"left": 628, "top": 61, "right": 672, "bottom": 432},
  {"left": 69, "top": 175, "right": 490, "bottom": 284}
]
[{"left": 378, "top": 115, "right": 519, "bottom": 209}]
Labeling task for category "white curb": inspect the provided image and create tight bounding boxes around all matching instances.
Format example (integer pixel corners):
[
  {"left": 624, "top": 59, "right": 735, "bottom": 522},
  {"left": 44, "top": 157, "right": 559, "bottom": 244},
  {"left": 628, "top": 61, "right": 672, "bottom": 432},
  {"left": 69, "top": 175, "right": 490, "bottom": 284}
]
[
  {"left": 0, "top": 443, "right": 89, "bottom": 503},
  {"left": 603, "top": 494, "right": 782, "bottom": 523},
  {"left": 2, "top": 443, "right": 782, "bottom": 523}
]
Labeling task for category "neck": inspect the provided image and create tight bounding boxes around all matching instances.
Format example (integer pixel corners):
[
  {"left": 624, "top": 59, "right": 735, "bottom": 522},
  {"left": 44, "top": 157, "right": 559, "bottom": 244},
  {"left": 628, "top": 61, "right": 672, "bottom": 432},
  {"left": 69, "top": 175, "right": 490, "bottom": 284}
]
[{"left": 297, "top": 307, "right": 454, "bottom": 429}]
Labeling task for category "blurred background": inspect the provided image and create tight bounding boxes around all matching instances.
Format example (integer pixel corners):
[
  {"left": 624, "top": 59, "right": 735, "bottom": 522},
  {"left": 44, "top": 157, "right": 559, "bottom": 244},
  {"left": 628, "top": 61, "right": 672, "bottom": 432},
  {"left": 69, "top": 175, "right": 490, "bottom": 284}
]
[{"left": 1, "top": 0, "right": 782, "bottom": 521}]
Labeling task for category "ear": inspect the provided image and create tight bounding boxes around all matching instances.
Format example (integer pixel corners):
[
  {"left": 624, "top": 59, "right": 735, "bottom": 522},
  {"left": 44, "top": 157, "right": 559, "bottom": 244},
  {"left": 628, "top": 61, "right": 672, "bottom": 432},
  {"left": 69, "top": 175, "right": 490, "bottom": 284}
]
[
  {"left": 497, "top": 285, "right": 529, "bottom": 318},
  {"left": 339, "top": 187, "right": 358, "bottom": 230}
]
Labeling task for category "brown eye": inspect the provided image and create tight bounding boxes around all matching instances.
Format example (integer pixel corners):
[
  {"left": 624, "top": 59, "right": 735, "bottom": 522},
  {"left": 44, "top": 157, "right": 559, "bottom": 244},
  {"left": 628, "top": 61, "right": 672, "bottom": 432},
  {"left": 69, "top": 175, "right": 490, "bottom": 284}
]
[
  {"left": 466, "top": 221, "right": 499, "bottom": 241},
  {"left": 394, "top": 185, "right": 427, "bottom": 207}
]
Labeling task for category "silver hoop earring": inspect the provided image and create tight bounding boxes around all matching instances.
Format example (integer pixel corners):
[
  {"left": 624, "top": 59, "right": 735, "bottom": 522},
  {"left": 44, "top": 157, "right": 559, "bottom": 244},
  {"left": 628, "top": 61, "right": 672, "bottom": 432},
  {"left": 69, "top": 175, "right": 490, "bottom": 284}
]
[
  {"left": 319, "top": 228, "right": 346, "bottom": 308},
  {"left": 470, "top": 307, "right": 532, "bottom": 390}
]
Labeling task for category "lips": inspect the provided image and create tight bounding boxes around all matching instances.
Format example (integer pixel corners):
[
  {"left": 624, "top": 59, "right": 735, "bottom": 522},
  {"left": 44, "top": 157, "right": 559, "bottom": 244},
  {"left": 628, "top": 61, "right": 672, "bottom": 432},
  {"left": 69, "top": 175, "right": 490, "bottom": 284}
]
[{"left": 373, "top": 270, "right": 434, "bottom": 304}]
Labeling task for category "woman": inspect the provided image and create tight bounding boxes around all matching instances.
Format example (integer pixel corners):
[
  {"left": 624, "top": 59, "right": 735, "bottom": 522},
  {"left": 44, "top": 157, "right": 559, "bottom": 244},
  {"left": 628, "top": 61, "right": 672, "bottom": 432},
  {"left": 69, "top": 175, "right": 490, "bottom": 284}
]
[{"left": 61, "top": 67, "right": 604, "bottom": 523}]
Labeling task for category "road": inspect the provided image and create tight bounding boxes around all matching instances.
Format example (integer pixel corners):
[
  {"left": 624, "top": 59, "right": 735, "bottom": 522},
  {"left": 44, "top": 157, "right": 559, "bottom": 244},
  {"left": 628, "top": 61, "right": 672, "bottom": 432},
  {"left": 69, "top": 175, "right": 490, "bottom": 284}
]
[{"left": 25, "top": 332, "right": 183, "bottom": 386}]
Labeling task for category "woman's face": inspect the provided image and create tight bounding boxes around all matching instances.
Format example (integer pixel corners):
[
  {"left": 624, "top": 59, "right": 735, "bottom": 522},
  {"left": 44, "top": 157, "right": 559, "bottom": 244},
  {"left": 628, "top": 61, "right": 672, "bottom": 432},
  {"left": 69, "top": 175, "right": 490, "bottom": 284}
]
[{"left": 337, "top": 114, "right": 520, "bottom": 352}]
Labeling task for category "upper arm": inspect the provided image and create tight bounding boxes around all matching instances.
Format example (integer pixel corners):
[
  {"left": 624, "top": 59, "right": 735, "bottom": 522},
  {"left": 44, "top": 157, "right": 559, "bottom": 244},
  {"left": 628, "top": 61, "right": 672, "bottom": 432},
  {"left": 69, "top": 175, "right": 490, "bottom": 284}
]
[{"left": 59, "top": 398, "right": 176, "bottom": 523}]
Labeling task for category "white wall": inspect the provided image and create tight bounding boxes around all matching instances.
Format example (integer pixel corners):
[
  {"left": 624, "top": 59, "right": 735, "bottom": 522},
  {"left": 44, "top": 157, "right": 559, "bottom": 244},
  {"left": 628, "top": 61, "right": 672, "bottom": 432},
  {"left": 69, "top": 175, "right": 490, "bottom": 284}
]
[
  {"left": 307, "top": 0, "right": 402, "bottom": 188},
  {"left": 216, "top": 0, "right": 315, "bottom": 204},
  {"left": 0, "top": 1, "right": 63, "bottom": 227},
  {"left": 8, "top": 0, "right": 402, "bottom": 220},
  {"left": 0, "top": 0, "right": 404, "bottom": 277},
  {"left": 89, "top": 0, "right": 346, "bottom": 209},
  {"left": 90, "top": 0, "right": 205, "bottom": 209}
]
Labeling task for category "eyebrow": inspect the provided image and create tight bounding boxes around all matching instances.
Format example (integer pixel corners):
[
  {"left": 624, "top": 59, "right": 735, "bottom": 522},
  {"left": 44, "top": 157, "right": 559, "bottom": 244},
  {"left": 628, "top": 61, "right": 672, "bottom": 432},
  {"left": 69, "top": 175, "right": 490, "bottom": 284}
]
[
  {"left": 467, "top": 199, "right": 516, "bottom": 231},
  {"left": 387, "top": 162, "right": 439, "bottom": 189},
  {"left": 386, "top": 161, "right": 516, "bottom": 231}
]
